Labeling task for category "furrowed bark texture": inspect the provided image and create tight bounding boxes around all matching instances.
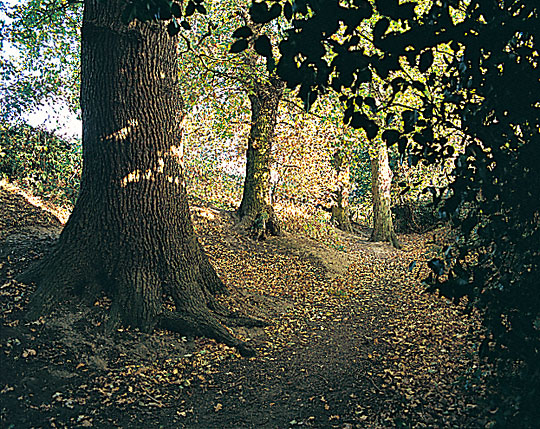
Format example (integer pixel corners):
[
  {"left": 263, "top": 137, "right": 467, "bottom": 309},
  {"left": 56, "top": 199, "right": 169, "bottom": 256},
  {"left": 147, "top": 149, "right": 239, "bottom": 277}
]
[
  {"left": 370, "top": 139, "right": 401, "bottom": 248},
  {"left": 19, "top": 0, "right": 255, "bottom": 357},
  {"left": 237, "top": 77, "right": 284, "bottom": 240}
]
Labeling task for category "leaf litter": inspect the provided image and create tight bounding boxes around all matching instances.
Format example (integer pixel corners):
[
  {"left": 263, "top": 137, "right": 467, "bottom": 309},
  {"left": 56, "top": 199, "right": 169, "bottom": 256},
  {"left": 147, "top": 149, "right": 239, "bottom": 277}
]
[{"left": 0, "top": 183, "right": 492, "bottom": 428}]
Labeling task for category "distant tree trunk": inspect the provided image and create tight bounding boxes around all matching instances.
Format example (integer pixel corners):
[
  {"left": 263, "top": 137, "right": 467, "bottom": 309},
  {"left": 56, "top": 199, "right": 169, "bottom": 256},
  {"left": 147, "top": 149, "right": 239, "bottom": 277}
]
[
  {"left": 331, "top": 186, "right": 353, "bottom": 232},
  {"left": 370, "top": 139, "right": 401, "bottom": 248},
  {"left": 237, "top": 76, "right": 284, "bottom": 240},
  {"left": 329, "top": 150, "right": 353, "bottom": 232},
  {"left": 18, "top": 0, "right": 257, "bottom": 357}
]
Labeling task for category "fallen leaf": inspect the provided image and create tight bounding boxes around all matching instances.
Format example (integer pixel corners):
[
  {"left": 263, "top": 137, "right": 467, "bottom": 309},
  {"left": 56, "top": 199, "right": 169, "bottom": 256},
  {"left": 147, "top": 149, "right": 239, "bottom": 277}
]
[{"left": 22, "top": 349, "right": 36, "bottom": 358}]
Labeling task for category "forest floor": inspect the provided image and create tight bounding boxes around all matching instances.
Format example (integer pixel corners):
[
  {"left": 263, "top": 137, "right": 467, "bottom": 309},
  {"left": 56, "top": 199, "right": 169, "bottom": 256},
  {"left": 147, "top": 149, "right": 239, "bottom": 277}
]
[{"left": 0, "top": 181, "right": 494, "bottom": 428}]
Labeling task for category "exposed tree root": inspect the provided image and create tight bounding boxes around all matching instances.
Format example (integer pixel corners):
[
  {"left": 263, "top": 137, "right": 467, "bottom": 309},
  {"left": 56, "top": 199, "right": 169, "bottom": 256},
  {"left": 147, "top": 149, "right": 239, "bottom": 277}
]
[
  {"left": 369, "top": 231, "right": 402, "bottom": 249},
  {"left": 390, "top": 234, "right": 402, "bottom": 249},
  {"left": 17, "top": 249, "right": 101, "bottom": 319},
  {"left": 17, "top": 253, "right": 260, "bottom": 358},
  {"left": 237, "top": 208, "right": 281, "bottom": 241},
  {"left": 218, "top": 311, "right": 270, "bottom": 328},
  {"left": 159, "top": 310, "right": 256, "bottom": 357}
]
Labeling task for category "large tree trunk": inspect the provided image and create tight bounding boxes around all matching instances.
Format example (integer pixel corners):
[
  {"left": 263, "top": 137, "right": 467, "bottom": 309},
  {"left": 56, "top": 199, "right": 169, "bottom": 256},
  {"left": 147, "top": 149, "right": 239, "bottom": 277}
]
[
  {"left": 370, "top": 139, "right": 401, "bottom": 248},
  {"left": 237, "top": 76, "right": 284, "bottom": 240},
  {"left": 18, "top": 0, "right": 257, "bottom": 357}
]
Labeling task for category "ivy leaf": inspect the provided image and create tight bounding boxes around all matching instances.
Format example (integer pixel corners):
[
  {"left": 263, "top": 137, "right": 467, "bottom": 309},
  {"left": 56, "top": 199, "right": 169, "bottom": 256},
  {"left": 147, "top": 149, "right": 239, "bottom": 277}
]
[
  {"left": 418, "top": 50, "right": 433, "bottom": 73},
  {"left": 284, "top": 1, "right": 293, "bottom": 20},
  {"left": 382, "top": 129, "right": 400, "bottom": 146},
  {"left": 364, "top": 96, "right": 377, "bottom": 112},
  {"left": 350, "top": 112, "right": 378, "bottom": 139},
  {"left": 268, "top": 3, "right": 282, "bottom": 20},
  {"left": 167, "top": 20, "right": 180, "bottom": 36},
  {"left": 266, "top": 56, "right": 276, "bottom": 72},
  {"left": 230, "top": 39, "right": 249, "bottom": 54},
  {"left": 232, "top": 26, "right": 253, "bottom": 39},
  {"left": 375, "top": 0, "right": 399, "bottom": 16},
  {"left": 250, "top": 2, "right": 281, "bottom": 23},
  {"left": 171, "top": 2, "right": 182, "bottom": 18},
  {"left": 185, "top": 1, "right": 196, "bottom": 16},
  {"left": 373, "top": 17, "right": 389, "bottom": 41},
  {"left": 402, "top": 110, "right": 418, "bottom": 133},
  {"left": 254, "top": 35, "right": 272, "bottom": 58},
  {"left": 397, "top": 136, "right": 407, "bottom": 155}
]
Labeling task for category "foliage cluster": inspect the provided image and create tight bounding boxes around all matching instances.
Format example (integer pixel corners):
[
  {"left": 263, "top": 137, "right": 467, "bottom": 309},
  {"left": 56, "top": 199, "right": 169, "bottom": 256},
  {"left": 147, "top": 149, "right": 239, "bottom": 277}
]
[
  {"left": 390, "top": 158, "right": 447, "bottom": 233},
  {"left": 0, "top": 123, "right": 81, "bottom": 205},
  {"left": 2, "top": 0, "right": 81, "bottom": 122}
]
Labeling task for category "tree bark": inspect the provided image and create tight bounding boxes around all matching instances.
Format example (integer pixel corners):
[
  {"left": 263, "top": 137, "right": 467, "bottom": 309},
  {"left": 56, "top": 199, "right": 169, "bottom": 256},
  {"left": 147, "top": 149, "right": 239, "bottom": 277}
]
[
  {"left": 329, "top": 150, "right": 353, "bottom": 233},
  {"left": 370, "top": 139, "right": 401, "bottom": 248},
  {"left": 18, "top": 0, "right": 256, "bottom": 357},
  {"left": 237, "top": 76, "right": 284, "bottom": 240},
  {"left": 331, "top": 187, "right": 353, "bottom": 233}
]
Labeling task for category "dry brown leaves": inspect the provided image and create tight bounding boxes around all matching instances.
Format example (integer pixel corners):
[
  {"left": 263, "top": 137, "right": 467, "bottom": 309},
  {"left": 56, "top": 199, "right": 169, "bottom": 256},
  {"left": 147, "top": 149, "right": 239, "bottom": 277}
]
[{"left": 0, "top": 188, "right": 491, "bottom": 428}]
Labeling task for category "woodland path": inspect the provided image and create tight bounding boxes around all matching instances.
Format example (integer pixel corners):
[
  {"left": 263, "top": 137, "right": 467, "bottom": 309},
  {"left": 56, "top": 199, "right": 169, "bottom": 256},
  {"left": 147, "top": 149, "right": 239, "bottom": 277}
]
[{"left": 0, "top": 182, "right": 491, "bottom": 428}]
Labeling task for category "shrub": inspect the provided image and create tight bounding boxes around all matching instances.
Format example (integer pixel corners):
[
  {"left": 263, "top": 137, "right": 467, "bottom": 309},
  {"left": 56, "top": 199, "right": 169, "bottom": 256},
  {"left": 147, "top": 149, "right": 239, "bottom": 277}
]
[{"left": 0, "top": 122, "right": 81, "bottom": 205}]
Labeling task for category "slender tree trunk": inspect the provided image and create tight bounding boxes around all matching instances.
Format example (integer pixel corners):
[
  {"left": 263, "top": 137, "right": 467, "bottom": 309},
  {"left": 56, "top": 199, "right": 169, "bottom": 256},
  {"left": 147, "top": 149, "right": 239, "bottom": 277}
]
[
  {"left": 18, "top": 0, "right": 258, "bottom": 356},
  {"left": 370, "top": 139, "right": 401, "bottom": 248},
  {"left": 329, "top": 150, "right": 353, "bottom": 232},
  {"left": 331, "top": 186, "right": 353, "bottom": 233},
  {"left": 237, "top": 76, "right": 284, "bottom": 240}
]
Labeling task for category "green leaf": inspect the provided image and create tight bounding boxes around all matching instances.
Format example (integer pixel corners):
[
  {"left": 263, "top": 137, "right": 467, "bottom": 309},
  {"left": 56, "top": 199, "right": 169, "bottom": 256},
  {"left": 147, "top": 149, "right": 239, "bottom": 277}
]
[
  {"left": 284, "top": 1, "right": 293, "bottom": 20},
  {"left": 418, "top": 50, "right": 433, "bottom": 73},
  {"left": 250, "top": 2, "right": 270, "bottom": 23},
  {"left": 167, "top": 20, "right": 180, "bottom": 36},
  {"left": 171, "top": 2, "right": 182, "bottom": 18},
  {"left": 350, "top": 112, "right": 378, "bottom": 139},
  {"left": 254, "top": 35, "right": 272, "bottom": 58},
  {"left": 266, "top": 56, "right": 276, "bottom": 72},
  {"left": 268, "top": 3, "right": 282, "bottom": 20},
  {"left": 364, "top": 96, "right": 377, "bottom": 112},
  {"left": 230, "top": 39, "right": 249, "bottom": 54},
  {"left": 232, "top": 26, "right": 253, "bottom": 39},
  {"left": 397, "top": 136, "right": 407, "bottom": 154},
  {"left": 185, "top": 1, "right": 196, "bottom": 16},
  {"left": 402, "top": 110, "right": 417, "bottom": 133},
  {"left": 382, "top": 129, "right": 400, "bottom": 146},
  {"left": 251, "top": 1, "right": 281, "bottom": 23},
  {"left": 373, "top": 17, "right": 389, "bottom": 40}
]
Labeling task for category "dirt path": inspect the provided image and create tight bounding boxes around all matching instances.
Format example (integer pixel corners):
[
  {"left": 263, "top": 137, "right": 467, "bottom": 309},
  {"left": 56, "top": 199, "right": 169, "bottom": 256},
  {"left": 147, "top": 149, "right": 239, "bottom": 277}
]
[{"left": 0, "top": 183, "right": 490, "bottom": 428}]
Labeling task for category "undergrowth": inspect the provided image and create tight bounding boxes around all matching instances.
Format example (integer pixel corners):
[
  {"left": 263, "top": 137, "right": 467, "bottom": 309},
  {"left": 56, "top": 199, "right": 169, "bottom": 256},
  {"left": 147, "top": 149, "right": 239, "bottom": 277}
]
[{"left": 0, "top": 123, "right": 81, "bottom": 206}]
